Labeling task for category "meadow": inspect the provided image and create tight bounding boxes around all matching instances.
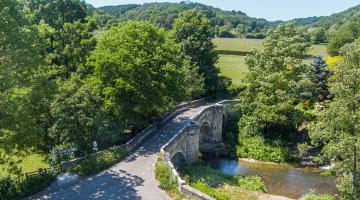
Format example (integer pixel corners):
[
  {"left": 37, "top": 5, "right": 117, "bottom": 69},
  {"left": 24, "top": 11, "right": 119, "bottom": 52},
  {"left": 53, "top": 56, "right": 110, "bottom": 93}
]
[{"left": 214, "top": 38, "right": 329, "bottom": 86}]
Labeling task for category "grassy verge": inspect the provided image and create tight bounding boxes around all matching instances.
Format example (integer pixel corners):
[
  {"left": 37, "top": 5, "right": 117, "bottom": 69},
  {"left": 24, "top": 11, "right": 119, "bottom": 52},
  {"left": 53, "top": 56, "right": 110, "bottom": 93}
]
[
  {"left": 180, "top": 162, "right": 264, "bottom": 200},
  {"left": 303, "top": 193, "right": 335, "bottom": 200},
  {"left": 154, "top": 158, "right": 186, "bottom": 200},
  {"left": 69, "top": 147, "right": 127, "bottom": 176},
  {"left": 236, "top": 135, "right": 292, "bottom": 163}
]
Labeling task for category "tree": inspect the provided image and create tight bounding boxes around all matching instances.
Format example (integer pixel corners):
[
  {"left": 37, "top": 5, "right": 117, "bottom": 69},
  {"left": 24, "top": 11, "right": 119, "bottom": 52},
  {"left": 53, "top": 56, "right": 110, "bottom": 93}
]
[
  {"left": 238, "top": 23, "right": 311, "bottom": 138},
  {"left": 310, "top": 27, "right": 327, "bottom": 44},
  {"left": 89, "top": 21, "right": 203, "bottom": 129},
  {"left": 49, "top": 75, "right": 125, "bottom": 154},
  {"left": 25, "top": 0, "right": 96, "bottom": 78},
  {"left": 0, "top": 0, "right": 44, "bottom": 173},
  {"left": 172, "top": 10, "right": 228, "bottom": 96},
  {"left": 328, "top": 19, "right": 360, "bottom": 56},
  {"left": 308, "top": 42, "right": 360, "bottom": 199},
  {"left": 309, "top": 56, "right": 330, "bottom": 102}
]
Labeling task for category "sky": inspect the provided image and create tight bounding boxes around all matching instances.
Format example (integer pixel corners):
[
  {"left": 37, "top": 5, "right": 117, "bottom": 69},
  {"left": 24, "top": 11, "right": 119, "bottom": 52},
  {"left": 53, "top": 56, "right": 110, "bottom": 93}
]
[{"left": 85, "top": 0, "right": 360, "bottom": 21}]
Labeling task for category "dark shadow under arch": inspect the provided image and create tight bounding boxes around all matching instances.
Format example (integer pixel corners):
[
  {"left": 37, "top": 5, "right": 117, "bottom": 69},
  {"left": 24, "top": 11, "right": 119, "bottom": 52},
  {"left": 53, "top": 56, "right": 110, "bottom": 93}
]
[{"left": 171, "top": 152, "right": 186, "bottom": 170}]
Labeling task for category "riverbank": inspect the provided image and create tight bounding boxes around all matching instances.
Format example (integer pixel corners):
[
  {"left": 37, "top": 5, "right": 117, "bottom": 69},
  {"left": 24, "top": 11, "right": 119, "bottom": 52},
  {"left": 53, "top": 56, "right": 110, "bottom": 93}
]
[{"left": 202, "top": 154, "right": 338, "bottom": 199}]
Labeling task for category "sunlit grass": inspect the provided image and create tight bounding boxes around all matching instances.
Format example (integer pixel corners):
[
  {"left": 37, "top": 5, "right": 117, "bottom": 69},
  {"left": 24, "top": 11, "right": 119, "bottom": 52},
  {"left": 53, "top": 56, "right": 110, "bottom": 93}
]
[
  {"left": 213, "top": 38, "right": 329, "bottom": 58},
  {"left": 216, "top": 55, "right": 248, "bottom": 86},
  {"left": 0, "top": 153, "right": 49, "bottom": 178},
  {"left": 213, "top": 38, "right": 262, "bottom": 52}
]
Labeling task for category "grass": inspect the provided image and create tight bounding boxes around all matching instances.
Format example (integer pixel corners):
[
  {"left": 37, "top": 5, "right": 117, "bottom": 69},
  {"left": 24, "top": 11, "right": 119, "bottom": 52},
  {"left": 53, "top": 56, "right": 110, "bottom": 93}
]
[
  {"left": 213, "top": 38, "right": 262, "bottom": 52},
  {"left": 303, "top": 193, "right": 335, "bottom": 200},
  {"left": 213, "top": 38, "right": 329, "bottom": 58},
  {"left": 216, "top": 55, "right": 248, "bottom": 86},
  {"left": 0, "top": 152, "right": 49, "bottom": 178},
  {"left": 180, "top": 162, "right": 264, "bottom": 200},
  {"left": 308, "top": 44, "right": 329, "bottom": 58},
  {"left": 155, "top": 158, "right": 186, "bottom": 200}
]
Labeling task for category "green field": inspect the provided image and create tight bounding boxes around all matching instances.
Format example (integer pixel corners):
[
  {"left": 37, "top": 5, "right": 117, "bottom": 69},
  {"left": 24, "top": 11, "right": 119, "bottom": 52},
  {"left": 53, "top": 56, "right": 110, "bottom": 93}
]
[
  {"left": 213, "top": 38, "right": 262, "bottom": 52},
  {"left": 214, "top": 38, "right": 329, "bottom": 86},
  {"left": 217, "top": 55, "right": 248, "bottom": 86},
  {"left": 0, "top": 153, "right": 49, "bottom": 178},
  {"left": 213, "top": 38, "right": 329, "bottom": 58}
]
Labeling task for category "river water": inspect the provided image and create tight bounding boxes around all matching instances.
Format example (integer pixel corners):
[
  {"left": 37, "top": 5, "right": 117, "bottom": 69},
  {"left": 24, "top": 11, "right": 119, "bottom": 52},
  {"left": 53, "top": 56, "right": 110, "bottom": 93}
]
[{"left": 202, "top": 155, "right": 338, "bottom": 199}]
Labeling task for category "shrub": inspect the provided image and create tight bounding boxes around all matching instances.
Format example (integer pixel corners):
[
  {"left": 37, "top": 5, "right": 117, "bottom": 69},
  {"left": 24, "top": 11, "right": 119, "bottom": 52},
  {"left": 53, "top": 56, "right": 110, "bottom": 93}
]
[
  {"left": 237, "top": 176, "right": 265, "bottom": 191},
  {"left": 69, "top": 147, "right": 127, "bottom": 176},
  {"left": 154, "top": 158, "right": 179, "bottom": 193},
  {"left": 0, "top": 177, "right": 17, "bottom": 200},
  {"left": 236, "top": 136, "right": 291, "bottom": 163},
  {"left": 0, "top": 174, "right": 55, "bottom": 200},
  {"left": 19, "top": 174, "right": 55, "bottom": 197}
]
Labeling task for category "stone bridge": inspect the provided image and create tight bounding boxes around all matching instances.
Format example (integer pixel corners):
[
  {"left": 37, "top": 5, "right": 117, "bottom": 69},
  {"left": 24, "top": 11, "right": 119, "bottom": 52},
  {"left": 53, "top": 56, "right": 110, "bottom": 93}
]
[
  {"left": 161, "top": 100, "right": 238, "bottom": 169},
  {"left": 29, "top": 99, "right": 239, "bottom": 200}
]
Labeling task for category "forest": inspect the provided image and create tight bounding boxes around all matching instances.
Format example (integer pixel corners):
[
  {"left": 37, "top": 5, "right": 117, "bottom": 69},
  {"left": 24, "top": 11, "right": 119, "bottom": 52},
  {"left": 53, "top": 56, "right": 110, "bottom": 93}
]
[{"left": 1, "top": 0, "right": 359, "bottom": 199}]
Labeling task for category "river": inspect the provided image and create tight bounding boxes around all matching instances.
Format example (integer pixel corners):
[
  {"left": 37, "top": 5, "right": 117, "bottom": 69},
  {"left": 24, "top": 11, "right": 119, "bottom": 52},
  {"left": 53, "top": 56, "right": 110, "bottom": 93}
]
[{"left": 202, "top": 155, "right": 338, "bottom": 199}]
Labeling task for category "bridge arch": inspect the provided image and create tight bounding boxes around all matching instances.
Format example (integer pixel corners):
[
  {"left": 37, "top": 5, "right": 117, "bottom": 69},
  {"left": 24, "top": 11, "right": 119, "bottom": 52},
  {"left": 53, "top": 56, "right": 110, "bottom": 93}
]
[{"left": 171, "top": 151, "right": 186, "bottom": 169}]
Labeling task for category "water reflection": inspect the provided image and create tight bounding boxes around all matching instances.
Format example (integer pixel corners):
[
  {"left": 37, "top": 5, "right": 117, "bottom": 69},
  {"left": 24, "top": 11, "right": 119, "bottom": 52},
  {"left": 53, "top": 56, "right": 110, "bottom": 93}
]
[{"left": 202, "top": 155, "right": 338, "bottom": 199}]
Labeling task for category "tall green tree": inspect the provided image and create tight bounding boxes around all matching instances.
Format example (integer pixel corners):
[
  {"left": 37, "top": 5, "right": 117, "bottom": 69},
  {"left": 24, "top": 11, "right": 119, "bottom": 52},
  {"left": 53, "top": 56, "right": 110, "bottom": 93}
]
[
  {"left": 89, "top": 21, "right": 203, "bottom": 129},
  {"left": 172, "top": 10, "right": 228, "bottom": 96},
  {"left": 0, "top": 0, "right": 44, "bottom": 172},
  {"left": 308, "top": 42, "right": 360, "bottom": 199},
  {"left": 238, "top": 23, "right": 311, "bottom": 138}
]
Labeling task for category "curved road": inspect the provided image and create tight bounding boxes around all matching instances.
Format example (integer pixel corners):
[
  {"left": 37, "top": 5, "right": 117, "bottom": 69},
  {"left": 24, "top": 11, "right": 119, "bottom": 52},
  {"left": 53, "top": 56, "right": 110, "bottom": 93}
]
[{"left": 29, "top": 105, "right": 209, "bottom": 200}]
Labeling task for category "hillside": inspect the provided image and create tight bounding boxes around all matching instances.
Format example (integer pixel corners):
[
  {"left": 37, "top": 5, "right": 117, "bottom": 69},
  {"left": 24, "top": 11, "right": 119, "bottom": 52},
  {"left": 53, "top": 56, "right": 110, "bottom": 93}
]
[
  {"left": 98, "top": 2, "right": 276, "bottom": 38},
  {"left": 294, "top": 4, "right": 360, "bottom": 29}
]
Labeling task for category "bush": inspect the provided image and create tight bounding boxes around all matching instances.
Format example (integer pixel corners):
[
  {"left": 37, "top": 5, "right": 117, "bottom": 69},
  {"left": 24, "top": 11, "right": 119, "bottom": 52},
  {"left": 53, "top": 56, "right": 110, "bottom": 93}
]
[
  {"left": 237, "top": 176, "right": 265, "bottom": 191},
  {"left": 0, "top": 177, "right": 17, "bottom": 200},
  {"left": 236, "top": 136, "right": 291, "bottom": 163},
  {"left": 69, "top": 147, "right": 127, "bottom": 176},
  {"left": 154, "top": 158, "right": 179, "bottom": 193},
  {"left": 0, "top": 174, "right": 55, "bottom": 200},
  {"left": 19, "top": 174, "right": 55, "bottom": 197}
]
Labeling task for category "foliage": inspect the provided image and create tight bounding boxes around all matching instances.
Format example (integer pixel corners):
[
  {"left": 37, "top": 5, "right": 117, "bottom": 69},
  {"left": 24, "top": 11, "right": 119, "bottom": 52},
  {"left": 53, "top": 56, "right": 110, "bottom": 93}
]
[
  {"left": 325, "top": 56, "right": 342, "bottom": 71},
  {"left": 310, "top": 27, "right": 327, "bottom": 44},
  {"left": 49, "top": 75, "right": 127, "bottom": 155},
  {"left": 308, "top": 42, "right": 360, "bottom": 199},
  {"left": 0, "top": 174, "right": 55, "bottom": 200},
  {"left": 69, "top": 148, "right": 127, "bottom": 176},
  {"left": 238, "top": 23, "right": 311, "bottom": 139},
  {"left": 309, "top": 56, "right": 330, "bottom": 102},
  {"left": 0, "top": 0, "right": 45, "bottom": 171},
  {"left": 236, "top": 136, "right": 291, "bottom": 163},
  {"left": 99, "top": 2, "right": 274, "bottom": 37},
  {"left": 181, "top": 162, "right": 265, "bottom": 192},
  {"left": 90, "top": 21, "right": 203, "bottom": 129},
  {"left": 173, "top": 10, "right": 229, "bottom": 96},
  {"left": 327, "top": 19, "right": 360, "bottom": 56},
  {"left": 154, "top": 158, "right": 179, "bottom": 194}
]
